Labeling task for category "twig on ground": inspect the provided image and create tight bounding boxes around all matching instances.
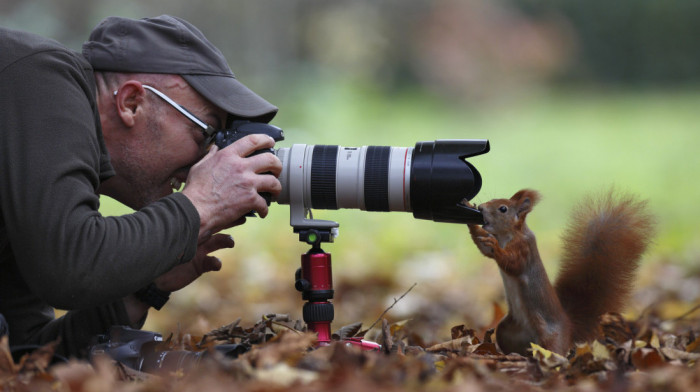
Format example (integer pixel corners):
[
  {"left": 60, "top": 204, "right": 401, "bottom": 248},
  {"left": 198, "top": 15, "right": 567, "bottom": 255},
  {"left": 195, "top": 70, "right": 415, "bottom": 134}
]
[
  {"left": 367, "top": 282, "right": 418, "bottom": 332},
  {"left": 670, "top": 303, "right": 700, "bottom": 322}
]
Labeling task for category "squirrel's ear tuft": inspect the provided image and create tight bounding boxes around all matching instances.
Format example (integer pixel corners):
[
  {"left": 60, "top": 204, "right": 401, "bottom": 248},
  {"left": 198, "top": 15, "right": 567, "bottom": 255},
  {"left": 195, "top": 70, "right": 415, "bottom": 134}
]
[{"left": 511, "top": 189, "right": 541, "bottom": 217}]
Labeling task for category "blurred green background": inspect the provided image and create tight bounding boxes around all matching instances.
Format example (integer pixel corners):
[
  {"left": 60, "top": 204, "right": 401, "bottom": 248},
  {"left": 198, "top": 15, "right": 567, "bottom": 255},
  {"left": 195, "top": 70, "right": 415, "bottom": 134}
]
[{"left": 4, "top": 0, "right": 698, "bottom": 337}]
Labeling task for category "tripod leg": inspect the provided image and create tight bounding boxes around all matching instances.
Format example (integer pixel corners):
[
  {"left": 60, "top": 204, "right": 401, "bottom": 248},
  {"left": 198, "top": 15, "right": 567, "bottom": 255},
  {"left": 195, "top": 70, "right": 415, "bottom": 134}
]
[{"left": 304, "top": 302, "right": 333, "bottom": 346}]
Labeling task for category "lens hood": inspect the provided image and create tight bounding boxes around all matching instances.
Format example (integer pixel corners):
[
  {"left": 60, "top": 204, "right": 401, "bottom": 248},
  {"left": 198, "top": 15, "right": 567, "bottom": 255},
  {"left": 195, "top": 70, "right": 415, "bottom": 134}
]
[{"left": 410, "top": 139, "right": 490, "bottom": 224}]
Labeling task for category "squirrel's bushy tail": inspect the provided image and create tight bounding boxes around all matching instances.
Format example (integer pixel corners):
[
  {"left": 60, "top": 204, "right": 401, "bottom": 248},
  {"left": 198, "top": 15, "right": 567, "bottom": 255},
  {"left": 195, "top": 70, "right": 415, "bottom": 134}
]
[{"left": 554, "top": 190, "right": 655, "bottom": 343}]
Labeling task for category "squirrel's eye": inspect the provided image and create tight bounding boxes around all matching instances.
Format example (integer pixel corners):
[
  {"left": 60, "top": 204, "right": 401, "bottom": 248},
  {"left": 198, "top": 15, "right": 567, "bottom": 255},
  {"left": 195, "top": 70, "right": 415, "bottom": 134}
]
[{"left": 498, "top": 206, "right": 508, "bottom": 213}]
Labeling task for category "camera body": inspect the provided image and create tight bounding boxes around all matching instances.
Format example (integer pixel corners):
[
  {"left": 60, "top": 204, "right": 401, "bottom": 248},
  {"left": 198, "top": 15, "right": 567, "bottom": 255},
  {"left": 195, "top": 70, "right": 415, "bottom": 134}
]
[
  {"left": 89, "top": 326, "right": 246, "bottom": 373},
  {"left": 214, "top": 121, "right": 488, "bottom": 230},
  {"left": 89, "top": 325, "right": 164, "bottom": 371},
  {"left": 215, "top": 120, "right": 286, "bottom": 152}
]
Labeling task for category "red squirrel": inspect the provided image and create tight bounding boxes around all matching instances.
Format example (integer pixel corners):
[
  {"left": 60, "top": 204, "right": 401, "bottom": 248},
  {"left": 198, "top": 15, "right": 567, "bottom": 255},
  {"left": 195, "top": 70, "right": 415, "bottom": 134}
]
[{"left": 467, "top": 189, "right": 655, "bottom": 355}]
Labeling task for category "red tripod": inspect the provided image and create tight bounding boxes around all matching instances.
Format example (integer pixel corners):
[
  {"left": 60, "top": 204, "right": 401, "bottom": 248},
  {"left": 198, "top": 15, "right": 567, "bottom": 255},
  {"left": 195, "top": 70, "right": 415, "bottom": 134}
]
[{"left": 294, "top": 228, "right": 381, "bottom": 351}]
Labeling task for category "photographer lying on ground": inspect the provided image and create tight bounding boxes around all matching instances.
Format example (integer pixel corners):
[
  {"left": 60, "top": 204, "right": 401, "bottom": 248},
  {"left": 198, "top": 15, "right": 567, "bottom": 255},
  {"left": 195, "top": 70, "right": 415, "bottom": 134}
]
[{"left": 0, "top": 15, "right": 282, "bottom": 358}]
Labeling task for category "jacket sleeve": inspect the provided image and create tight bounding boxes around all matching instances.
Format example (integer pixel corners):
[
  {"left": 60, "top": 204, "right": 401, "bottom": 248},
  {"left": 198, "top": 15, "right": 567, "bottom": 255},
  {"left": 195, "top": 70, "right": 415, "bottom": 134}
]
[
  {"left": 0, "top": 49, "right": 199, "bottom": 309},
  {"left": 20, "top": 301, "right": 142, "bottom": 359},
  {"left": 0, "top": 247, "right": 143, "bottom": 359}
]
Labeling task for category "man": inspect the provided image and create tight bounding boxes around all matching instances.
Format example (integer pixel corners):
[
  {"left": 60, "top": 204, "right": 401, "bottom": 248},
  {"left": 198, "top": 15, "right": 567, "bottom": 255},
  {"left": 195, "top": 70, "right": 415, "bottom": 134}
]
[{"left": 0, "top": 15, "right": 283, "bottom": 358}]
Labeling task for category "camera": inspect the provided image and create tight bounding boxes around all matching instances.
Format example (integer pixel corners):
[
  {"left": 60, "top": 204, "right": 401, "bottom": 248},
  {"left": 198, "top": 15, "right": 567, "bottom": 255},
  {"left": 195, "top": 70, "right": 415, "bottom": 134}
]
[
  {"left": 215, "top": 121, "right": 489, "bottom": 229},
  {"left": 89, "top": 326, "right": 246, "bottom": 373}
]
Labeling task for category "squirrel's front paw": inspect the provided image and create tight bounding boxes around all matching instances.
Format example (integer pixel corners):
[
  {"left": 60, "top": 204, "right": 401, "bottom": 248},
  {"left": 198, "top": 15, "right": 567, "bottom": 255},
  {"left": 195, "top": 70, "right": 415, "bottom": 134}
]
[{"left": 475, "top": 236, "right": 498, "bottom": 257}]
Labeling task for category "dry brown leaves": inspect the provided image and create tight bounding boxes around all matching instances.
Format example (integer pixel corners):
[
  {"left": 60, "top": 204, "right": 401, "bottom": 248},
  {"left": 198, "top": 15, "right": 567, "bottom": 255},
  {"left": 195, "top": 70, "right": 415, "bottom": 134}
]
[{"left": 3, "top": 305, "right": 700, "bottom": 392}]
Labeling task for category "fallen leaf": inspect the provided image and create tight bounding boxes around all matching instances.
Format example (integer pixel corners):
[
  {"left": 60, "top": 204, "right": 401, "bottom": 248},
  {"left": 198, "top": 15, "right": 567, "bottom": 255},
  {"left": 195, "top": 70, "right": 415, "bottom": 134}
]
[
  {"left": 426, "top": 336, "right": 479, "bottom": 353},
  {"left": 530, "top": 343, "right": 568, "bottom": 369},
  {"left": 630, "top": 347, "right": 666, "bottom": 370}
]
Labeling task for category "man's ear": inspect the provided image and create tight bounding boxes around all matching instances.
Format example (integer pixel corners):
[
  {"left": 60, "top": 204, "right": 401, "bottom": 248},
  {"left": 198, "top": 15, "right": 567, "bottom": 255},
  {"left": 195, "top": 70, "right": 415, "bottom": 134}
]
[
  {"left": 113, "top": 81, "right": 147, "bottom": 128},
  {"left": 510, "top": 189, "right": 541, "bottom": 219}
]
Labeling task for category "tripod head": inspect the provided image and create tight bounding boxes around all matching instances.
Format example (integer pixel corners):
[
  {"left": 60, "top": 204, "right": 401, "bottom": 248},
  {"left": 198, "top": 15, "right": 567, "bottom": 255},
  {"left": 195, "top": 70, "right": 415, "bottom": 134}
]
[{"left": 295, "top": 225, "right": 338, "bottom": 246}]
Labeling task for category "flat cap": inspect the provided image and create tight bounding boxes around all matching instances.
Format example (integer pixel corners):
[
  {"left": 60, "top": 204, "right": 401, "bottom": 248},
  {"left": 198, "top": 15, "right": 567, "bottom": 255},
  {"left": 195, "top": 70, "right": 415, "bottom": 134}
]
[{"left": 83, "top": 15, "right": 277, "bottom": 122}]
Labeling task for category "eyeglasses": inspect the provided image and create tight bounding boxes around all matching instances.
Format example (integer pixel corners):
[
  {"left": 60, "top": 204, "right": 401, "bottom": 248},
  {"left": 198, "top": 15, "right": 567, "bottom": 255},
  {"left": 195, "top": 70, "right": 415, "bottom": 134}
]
[{"left": 114, "top": 85, "right": 219, "bottom": 147}]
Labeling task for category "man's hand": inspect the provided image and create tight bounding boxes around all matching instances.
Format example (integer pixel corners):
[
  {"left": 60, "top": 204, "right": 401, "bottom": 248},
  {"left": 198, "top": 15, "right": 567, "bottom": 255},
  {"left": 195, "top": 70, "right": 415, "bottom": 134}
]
[
  {"left": 154, "top": 233, "right": 236, "bottom": 292},
  {"left": 182, "top": 134, "right": 283, "bottom": 242},
  {"left": 123, "top": 233, "right": 235, "bottom": 324}
]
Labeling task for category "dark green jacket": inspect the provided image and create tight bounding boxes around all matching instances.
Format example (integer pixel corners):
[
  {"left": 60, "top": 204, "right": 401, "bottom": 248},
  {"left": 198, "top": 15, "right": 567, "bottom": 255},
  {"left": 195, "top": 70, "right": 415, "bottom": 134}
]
[{"left": 0, "top": 27, "right": 199, "bottom": 358}]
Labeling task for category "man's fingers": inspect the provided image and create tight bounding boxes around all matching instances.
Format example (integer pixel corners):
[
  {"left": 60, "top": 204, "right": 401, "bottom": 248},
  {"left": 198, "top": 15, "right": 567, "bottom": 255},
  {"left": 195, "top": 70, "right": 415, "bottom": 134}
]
[
  {"left": 224, "top": 136, "right": 282, "bottom": 178},
  {"left": 231, "top": 217, "right": 247, "bottom": 227},
  {"left": 195, "top": 255, "right": 222, "bottom": 276},
  {"left": 258, "top": 170, "right": 283, "bottom": 196},
  {"left": 199, "top": 233, "right": 235, "bottom": 254},
  {"left": 250, "top": 152, "right": 283, "bottom": 177},
  {"left": 228, "top": 134, "right": 276, "bottom": 158}
]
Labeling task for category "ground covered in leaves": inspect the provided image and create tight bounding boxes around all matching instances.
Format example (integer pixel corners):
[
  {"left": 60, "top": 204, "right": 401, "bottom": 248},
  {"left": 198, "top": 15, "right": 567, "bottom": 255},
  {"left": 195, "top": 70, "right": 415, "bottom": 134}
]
[{"left": 3, "top": 262, "right": 700, "bottom": 391}]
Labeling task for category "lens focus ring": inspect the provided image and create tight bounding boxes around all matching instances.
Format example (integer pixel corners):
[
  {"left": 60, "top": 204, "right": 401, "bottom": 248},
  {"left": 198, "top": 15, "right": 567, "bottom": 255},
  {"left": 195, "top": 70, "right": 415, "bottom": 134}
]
[
  {"left": 364, "top": 146, "right": 390, "bottom": 211},
  {"left": 310, "top": 145, "right": 338, "bottom": 209}
]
